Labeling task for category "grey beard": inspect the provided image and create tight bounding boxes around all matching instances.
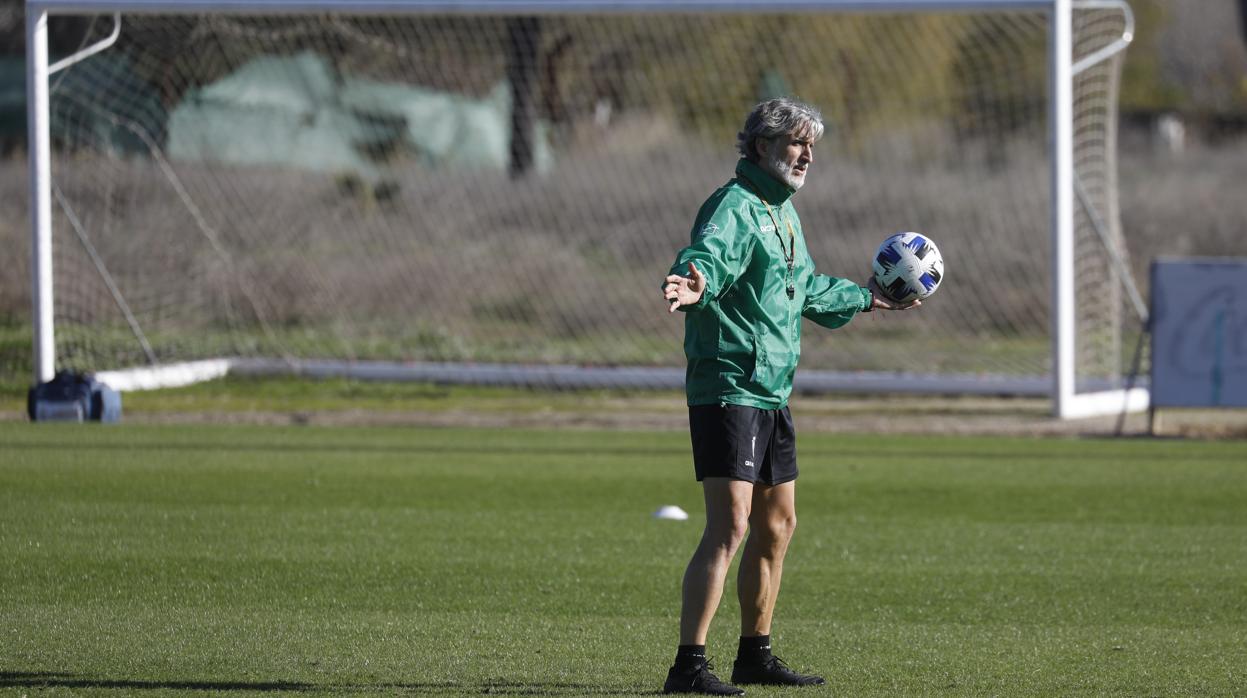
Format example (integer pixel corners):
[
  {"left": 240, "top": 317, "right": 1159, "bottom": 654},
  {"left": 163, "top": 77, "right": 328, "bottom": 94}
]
[{"left": 765, "top": 154, "right": 804, "bottom": 190}]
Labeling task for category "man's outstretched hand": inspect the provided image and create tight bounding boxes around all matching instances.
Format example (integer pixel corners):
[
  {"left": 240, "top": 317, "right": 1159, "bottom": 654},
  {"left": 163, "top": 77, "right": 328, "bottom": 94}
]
[
  {"left": 867, "top": 277, "right": 922, "bottom": 311},
  {"left": 663, "top": 262, "right": 707, "bottom": 313}
]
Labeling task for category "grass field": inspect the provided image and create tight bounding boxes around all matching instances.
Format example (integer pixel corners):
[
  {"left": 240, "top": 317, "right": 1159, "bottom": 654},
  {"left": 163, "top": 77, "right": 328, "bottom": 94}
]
[{"left": 2, "top": 423, "right": 1245, "bottom": 696}]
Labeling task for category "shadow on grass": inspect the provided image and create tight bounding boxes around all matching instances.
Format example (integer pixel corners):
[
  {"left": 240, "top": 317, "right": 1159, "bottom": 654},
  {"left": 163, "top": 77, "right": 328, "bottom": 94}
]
[
  {"left": 0, "top": 672, "right": 315, "bottom": 692},
  {"left": 0, "top": 672, "right": 661, "bottom": 695}
]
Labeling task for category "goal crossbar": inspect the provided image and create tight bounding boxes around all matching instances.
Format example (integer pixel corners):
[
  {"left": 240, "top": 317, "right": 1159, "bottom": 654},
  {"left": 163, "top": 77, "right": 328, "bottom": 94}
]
[{"left": 28, "top": 1, "right": 1057, "bottom": 16}]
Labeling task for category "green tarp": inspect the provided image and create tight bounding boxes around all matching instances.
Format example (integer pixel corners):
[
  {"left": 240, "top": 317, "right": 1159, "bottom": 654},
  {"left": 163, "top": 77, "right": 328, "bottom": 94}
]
[{"left": 168, "top": 51, "right": 552, "bottom": 178}]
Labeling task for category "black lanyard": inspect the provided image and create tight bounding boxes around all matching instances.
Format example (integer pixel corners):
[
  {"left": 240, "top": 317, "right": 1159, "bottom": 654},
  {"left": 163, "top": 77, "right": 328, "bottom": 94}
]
[{"left": 739, "top": 177, "right": 797, "bottom": 300}]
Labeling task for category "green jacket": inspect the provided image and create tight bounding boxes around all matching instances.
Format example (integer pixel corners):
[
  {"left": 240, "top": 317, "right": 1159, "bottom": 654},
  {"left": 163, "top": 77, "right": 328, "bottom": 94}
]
[{"left": 668, "top": 158, "right": 871, "bottom": 409}]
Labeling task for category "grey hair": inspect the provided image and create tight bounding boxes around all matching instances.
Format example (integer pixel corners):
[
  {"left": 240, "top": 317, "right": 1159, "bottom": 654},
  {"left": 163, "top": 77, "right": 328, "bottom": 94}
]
[{"left": 736, "top": 98, "right": 825, "bottom": 162}]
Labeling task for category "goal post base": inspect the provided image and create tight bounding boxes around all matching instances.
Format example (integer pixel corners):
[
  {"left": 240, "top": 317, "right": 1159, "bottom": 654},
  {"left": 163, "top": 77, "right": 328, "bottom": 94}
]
[
  {"left": 94, "top": 359, "right": 233, "bottom": 392},
  {"left": 1057, "top": 386, "right": 1150, "bottom": 420},
  {"left": 28, "top": 370, "right": 123, "bottom": 422},
  {"left": 94, "top": 358, "right": 1151, "bottom": 417}
]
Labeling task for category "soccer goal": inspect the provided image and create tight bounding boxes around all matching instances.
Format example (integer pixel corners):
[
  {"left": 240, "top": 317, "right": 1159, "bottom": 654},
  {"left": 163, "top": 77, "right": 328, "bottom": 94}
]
[{"left": 24, "top": 0, "right": 1146, "bottom": 419}]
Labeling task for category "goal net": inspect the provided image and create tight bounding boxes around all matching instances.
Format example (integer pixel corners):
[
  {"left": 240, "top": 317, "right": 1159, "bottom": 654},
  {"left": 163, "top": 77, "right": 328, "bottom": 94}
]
[{"left": 25, "top": 1, "right": 1144, "bottom": 412}]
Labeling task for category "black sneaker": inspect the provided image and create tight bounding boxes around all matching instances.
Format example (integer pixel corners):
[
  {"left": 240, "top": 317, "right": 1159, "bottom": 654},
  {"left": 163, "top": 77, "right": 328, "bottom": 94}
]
[
  {"left": 731, "top": 654, "right": 825, "bottom": 686},
  {"left": 664, "top": 659, "right": 746, "bottom": 695}
]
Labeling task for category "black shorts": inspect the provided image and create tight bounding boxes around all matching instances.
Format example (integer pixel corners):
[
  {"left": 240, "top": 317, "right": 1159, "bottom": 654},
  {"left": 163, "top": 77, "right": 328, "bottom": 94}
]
[{"left": 688, "top": 403, "right": 798, "bottom": 485}]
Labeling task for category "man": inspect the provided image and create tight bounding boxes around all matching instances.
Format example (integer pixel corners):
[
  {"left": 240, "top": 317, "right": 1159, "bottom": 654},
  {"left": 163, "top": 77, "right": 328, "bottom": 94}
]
[{"left": 660, "top": 98, "right": 919, "bottom": 696}]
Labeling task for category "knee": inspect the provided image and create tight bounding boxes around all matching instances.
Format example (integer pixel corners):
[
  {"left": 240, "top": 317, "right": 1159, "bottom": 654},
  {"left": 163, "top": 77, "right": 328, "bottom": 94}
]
[
  {"left": 730, "top": 512, "right": 752, "bottom": 546},
  {"left": 765, "top": 512, "right": 797, "bottom": 545},
  {"left": 706, "top": 510, "right": 751, "bottom": 550}
]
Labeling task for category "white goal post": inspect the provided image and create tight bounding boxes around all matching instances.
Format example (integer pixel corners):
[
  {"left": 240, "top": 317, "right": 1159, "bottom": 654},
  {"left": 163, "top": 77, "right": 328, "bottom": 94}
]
[{"left": 24, "top": 0, "right": 1146, "bottom": 419}]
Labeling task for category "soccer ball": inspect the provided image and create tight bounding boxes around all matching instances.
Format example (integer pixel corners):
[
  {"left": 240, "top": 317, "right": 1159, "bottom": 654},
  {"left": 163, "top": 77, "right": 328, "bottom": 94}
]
[{"left": 872, "top": 232, "right": 944, "bottom": 304}]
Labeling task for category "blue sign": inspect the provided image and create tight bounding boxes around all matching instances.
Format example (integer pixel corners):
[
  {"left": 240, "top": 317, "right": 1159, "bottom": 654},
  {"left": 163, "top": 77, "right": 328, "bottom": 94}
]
[{"left": 1150, "top": 258, "right": 1247, "bottom": 407}]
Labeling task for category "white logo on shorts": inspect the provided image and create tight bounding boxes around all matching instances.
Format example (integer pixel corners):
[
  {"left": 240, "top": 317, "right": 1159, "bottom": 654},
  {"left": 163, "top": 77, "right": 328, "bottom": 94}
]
[{"left": 744, "top": 460, "right": 755, "bottom": 468}]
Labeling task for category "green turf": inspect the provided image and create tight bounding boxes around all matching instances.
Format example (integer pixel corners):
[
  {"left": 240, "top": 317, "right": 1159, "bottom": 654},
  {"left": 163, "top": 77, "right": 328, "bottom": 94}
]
[{"left": 1, "top": 424, "right": 1244, "bottom": 696}]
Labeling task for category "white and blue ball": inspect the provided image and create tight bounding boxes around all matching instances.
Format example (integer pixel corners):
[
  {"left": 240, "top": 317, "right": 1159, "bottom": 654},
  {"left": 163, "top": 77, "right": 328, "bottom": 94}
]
[{"left": 872, "top": 232, "right": 944, "bottom": 304}]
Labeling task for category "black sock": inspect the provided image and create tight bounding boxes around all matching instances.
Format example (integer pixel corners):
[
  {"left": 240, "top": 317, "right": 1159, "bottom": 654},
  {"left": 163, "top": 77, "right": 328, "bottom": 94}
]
[
  {"left": 675, "top": 644, "right": 707, "bottom": 669},
  {"left": 737, "top": 634, "right": 772, "bottom": 660}
]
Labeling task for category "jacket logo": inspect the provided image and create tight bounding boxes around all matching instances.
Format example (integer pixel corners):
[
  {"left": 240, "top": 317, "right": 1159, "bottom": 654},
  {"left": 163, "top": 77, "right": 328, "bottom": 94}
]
[
  {"left": 697, "top": 222, "right": 720, "bottom": 238},
  {"left": 759, "top": 224, "right": 776, "bottom": 233}
]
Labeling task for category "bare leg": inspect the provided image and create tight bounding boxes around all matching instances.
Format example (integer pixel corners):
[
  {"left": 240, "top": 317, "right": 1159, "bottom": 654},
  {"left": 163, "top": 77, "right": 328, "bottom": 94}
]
[
  {"left": 679, "top": 478, "right": 754, "bottom": 645},
  {"left": 737, "top": 481, "right": 797, "bottom": 637}
]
